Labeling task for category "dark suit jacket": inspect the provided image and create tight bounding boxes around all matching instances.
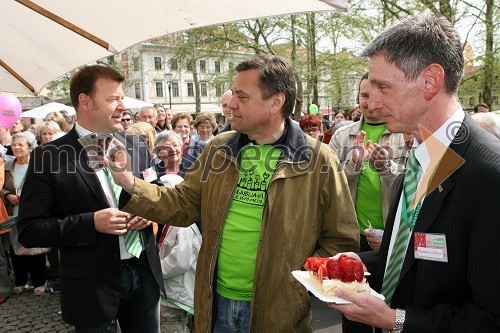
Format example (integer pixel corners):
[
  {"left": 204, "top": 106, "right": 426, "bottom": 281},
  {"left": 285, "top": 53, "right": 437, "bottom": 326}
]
[
  {"left": 17, "top": 128, "right": 164, "bottom": 326},
  {"left": 375, "top": 116, "right": 500, "bottom": 332}
]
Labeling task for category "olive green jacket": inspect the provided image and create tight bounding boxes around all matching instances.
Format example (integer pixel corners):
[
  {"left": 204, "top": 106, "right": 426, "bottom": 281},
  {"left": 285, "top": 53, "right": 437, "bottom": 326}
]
[{"left": 123, "top": 119, "right": 359, "bottom": 333}]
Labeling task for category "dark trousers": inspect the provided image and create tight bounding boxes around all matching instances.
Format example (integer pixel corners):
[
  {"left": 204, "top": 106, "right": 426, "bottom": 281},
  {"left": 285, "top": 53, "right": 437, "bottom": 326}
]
[
  {"left": 75, "top": 253, "right": 160, "bottom": 333},
  {"left": 9, "top": 246, "right": 47, "bottom": 288}
]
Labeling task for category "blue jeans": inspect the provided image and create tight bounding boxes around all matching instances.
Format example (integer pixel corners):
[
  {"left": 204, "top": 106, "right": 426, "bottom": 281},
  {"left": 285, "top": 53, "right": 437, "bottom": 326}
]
[
  {"left": 76, "top": 254, "right": 160, "bottom": 333},
  {"left": 213, "top": 293, "right": 251, "bottom": 333}
]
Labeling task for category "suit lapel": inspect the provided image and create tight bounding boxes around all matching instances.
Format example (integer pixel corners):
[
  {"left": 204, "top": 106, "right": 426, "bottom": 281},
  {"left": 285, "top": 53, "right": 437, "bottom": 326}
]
[
  {"left": 397, "top": 118, "right": 472, "bottom": 285},
  {"left": 66, "top": 128, "right": 110, "bottom": 208}
]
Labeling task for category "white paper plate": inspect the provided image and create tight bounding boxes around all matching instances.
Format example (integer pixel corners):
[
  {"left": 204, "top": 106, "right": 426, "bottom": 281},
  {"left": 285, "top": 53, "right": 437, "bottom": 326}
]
[{"left": 292, "top": 270, "right": 385, "bottom": 304}]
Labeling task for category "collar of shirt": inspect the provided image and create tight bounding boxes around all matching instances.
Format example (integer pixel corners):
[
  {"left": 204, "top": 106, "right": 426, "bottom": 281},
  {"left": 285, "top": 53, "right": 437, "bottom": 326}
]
[
  {"left": 75, "top": 122, "right": 94, "bottom": 138},
  {"left": 243, "top": 122, "right": 288, "bottom": 147},
  {"left": 413, "top": 107, "right": 465, "bottom": 175}
]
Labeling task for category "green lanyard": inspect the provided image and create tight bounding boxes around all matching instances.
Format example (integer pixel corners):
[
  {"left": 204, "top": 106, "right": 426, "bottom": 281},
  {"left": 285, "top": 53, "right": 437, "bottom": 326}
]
[{"left": 161, "top": 295, "right": 194, "bottom": 315}]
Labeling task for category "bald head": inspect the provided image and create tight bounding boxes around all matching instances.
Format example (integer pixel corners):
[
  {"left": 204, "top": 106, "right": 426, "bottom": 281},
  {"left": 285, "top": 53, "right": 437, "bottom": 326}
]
[
  {"left": 221, "top": 90, "right": 233, "bottom": 124},
  {"left": 138, "top": 106, "right": 158, "bottom": 128},
  {"left": 471, "top": 112, "right": 500, "bottom": 139}
]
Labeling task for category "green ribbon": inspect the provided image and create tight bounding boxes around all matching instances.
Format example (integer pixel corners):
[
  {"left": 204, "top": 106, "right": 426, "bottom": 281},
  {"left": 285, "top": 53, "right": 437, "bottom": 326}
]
[{"left": 161, "top": 295, "right": 194, "bottom": 315}]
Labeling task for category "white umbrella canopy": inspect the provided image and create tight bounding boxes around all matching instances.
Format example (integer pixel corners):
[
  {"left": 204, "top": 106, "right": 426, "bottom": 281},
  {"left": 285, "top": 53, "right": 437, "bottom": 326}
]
[
  {"left": 122, "top": 96, "right": 153, "bottom": 110},
  {"left": 0, "top": 0, "right": 348, "bottom": 95},
  {"left": 20, "top": 102, "right": 75, "bottom": 119}
]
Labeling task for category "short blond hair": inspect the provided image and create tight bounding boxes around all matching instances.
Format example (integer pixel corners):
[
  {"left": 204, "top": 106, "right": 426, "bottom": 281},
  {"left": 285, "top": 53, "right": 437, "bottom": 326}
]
[
  {"left": 125, "top": 122, "right": 157, "bottom": 153},
  {"left": 44, "top": 111, "right": 67, "bottom": 132},
  {"left": 38, "top": 121, "right": 62, "bottom": 137}
]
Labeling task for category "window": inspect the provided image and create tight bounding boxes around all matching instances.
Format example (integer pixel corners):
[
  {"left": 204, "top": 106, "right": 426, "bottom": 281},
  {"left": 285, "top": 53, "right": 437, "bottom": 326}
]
[
  {"left": 172, "top": 82, "right": 179, "bottom": 97},
  {"left": 132, "top": 58, "right": 140, "bottom": 71},
  {"left": 228, "top": 62, "right": 234, "bottom": 70},
  {"left": 215, "top": 61, "right": 221, "bottom": 73},
  {"left": 134, "top": 83, "right": 141, "bottom": 99},
  {"left": 154, "top": 57, "right": 162, "bottom": 70},
  {"left": 200, "top": 82, "right": 207, "bottom": 97},
  {"left": 170, "top": 58, "right": 178, "bottom": 71},
  {"left": 187, "top": 82, "right": 194, "bottom": 97},
  {"left": 200, "top": 60, "right": 206, "bottom": 73},
  {"left": 186, "top": 60, "right": 193, "bottom": 72},
  {"left": 156, "top": 82, "right": 164, "bottom": 97}
]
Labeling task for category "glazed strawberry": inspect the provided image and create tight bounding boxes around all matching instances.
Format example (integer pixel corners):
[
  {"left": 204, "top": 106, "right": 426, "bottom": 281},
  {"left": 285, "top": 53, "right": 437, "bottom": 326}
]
[
  {"left": 339, "top": 258, "right": 356, "bottom": 282},
  {"left": 326, "top": 258, "right": 341, "bottom": 280},
  {"left": 352, "top": 260, "right": 364, "bottom": 282},
  {"left": 318, "top": 263, "right": 328, "bottom": 280},
  {"left": 304, "top": 257, "right": 329, "bottom": 272}
]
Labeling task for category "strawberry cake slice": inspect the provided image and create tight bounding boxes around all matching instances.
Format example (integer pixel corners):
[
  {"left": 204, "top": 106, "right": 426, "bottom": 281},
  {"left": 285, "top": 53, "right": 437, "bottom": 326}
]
[{"left": 304, "top": 255, "right": 371, "bottom": 296}]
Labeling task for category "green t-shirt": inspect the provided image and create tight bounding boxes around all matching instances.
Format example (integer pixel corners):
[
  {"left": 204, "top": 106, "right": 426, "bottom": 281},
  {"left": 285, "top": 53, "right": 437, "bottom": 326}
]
[
  {"left": 216, "top": 144, "right": 281, "bottom": 301},
  {"left": 355, "top": 122, "right": 387, "bottom": 233}
]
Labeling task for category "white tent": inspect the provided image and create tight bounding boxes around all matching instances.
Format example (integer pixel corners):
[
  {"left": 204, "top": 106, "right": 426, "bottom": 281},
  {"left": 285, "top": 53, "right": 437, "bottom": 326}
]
[
  {"left": 0, "top": 0, "right": 348, "bottom": 95},
  {"left": 20, "top": 102, "right": 76, "bottom": 119},
  {"left": 123, "top": 96, "right": 153, "bottom": 110}
]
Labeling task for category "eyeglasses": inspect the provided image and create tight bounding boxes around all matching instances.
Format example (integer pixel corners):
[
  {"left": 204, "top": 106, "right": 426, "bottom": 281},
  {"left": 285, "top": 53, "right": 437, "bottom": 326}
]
[{"left": 121, "top": 118, "right": 132, "bottom": 122}]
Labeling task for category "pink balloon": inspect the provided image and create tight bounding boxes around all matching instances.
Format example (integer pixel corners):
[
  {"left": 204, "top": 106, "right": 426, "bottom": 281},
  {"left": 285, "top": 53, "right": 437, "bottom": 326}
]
[{"left": 0, "top": 94, "right": 22, "bottom": 129}]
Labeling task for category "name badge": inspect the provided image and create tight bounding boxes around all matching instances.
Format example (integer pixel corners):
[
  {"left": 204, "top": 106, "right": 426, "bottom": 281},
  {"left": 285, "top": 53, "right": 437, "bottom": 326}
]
[
  {"left": 414, "top": 232, "right": 448, "bottom": 262},
  {"left": 142, "top": 167, "right": 158, "bottom": 183}
]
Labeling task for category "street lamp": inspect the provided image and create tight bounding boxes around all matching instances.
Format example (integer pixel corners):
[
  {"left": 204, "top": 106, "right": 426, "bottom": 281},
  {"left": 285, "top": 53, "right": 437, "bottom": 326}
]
[{"left": 165, "top": 73, "right": 172, "bottom": 109}]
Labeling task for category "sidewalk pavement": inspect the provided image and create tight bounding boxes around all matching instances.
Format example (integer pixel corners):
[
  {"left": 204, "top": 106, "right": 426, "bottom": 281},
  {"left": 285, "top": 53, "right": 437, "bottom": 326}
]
[{"left": 0, "top": 287, "right": 342, "bottom": 333}]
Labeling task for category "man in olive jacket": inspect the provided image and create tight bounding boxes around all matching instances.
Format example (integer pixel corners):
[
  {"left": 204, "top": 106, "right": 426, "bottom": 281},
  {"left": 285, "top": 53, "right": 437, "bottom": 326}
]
[{"left": 112, "top": 55, "right": 359, "bottom": 332}]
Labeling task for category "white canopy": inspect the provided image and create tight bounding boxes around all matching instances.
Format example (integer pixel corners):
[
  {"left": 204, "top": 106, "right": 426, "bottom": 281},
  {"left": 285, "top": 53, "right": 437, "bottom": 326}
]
[
  {"left": 0, "top": 0, "right": 348, "bottom": 95},
  {"left": 20, "top": 102, "right": 75, "bottom": 119},
  {"left": 123, "top": 96, "right": 153, "bottom": 110}
]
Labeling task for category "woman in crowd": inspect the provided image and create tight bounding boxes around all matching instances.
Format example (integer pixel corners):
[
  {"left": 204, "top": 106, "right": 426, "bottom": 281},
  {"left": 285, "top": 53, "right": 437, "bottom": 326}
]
[
  {"left": 154, "top": 104, "right": 172, "bottom": 131},
  {"left": 38, "top": 121, "right": 63, "bottom": 145},
  {"left": 2, "top": 132, "right": 47, "bottom": 296},
  {"left": 346, "top": 107, "right": 362, "bottom": 122},
  {"left": 171, "top": 113, "right": 194, "bottom": 158},
  {"left": 0, "top": 155, "right": 9, "bottom": 304},
  {"left": 153, "top": 131, "right": 184, "bottom": 177},
  {"left": 44, "top": 111, "right": 69, "bottom": 133},
  {"left": 37, "top": 120, "right": 64, "bottom": 291},
  {"left": 333, "top": 111, "right": 346, "bottom": 125},
  {"left": 179, "top": 112, "right": 217, "bottom": 177},
  {"left": 299, "top": 114, "right": 323, "bottom": 141},
  {"left": 125, "top": 121, "right": 157, "bottom": 155},
  {"left": 153, "top": 130, "right": 200, "bottom": 333}
]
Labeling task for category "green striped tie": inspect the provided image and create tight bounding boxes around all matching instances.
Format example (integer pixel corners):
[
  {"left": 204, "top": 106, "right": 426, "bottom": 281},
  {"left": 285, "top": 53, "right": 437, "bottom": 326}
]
[
  {"left": 104, "top": 167, "right": 143, "bottom": 258},
  {"left": 381, "top": 149, "right": 421, "bottom": 305}
]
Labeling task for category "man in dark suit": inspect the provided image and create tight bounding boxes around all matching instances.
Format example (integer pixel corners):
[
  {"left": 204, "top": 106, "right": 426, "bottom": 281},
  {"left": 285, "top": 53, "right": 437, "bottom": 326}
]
[
  {"left": 328, "top": 15, "right": 500, "bottom": 333},
  {"left": 17, "top": 65, "right": 164, "bottom": 333}
]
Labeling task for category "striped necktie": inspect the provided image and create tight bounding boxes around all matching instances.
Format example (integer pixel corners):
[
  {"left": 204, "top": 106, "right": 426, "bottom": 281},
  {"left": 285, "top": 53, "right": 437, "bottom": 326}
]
[
  {"left": 381, "top": 149, "right": 421, "bottom": 305},
  {"left": 103, "top": 167, "right": 143, "bottom": 258}
]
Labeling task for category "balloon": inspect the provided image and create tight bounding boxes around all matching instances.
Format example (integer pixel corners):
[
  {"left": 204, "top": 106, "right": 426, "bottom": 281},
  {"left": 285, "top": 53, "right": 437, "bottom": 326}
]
[
  {"left": 0, "top": 94, "right": 22, "bottom": 129},
  {"left": 309, "top": 104, "right": 319, "bottom": 115}
]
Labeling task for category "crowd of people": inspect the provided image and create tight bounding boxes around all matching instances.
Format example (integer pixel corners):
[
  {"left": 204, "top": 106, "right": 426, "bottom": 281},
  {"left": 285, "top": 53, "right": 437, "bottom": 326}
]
[{"left": 0, "top": 12, "right": 498, "bottom": 333}]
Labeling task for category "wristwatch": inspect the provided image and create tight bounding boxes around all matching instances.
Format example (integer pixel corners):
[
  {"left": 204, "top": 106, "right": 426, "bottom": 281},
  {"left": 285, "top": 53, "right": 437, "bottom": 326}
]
[{"left": 392, "top": 308, "right": 406, "bottom": 333}]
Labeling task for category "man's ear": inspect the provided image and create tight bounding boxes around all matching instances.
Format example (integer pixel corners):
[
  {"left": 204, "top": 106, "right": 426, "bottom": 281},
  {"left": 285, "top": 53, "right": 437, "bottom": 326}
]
[
  {"left": 78, "top": 93, "right": 91, "bottom": 112},
  {"left": 422, "top": 64, "right": 444, "bottom": 100},
  {"left": 270, "top": 92, "right": 286, "bottom": 116}
]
